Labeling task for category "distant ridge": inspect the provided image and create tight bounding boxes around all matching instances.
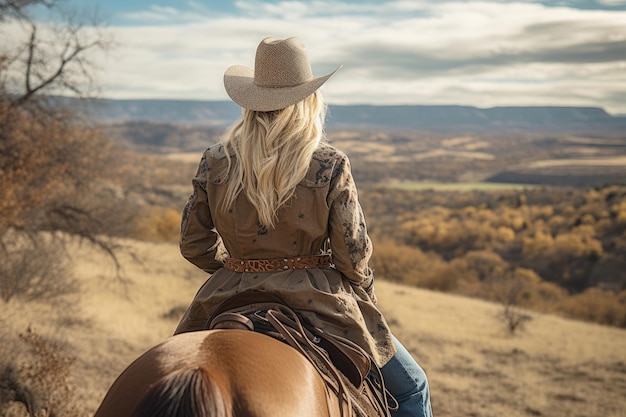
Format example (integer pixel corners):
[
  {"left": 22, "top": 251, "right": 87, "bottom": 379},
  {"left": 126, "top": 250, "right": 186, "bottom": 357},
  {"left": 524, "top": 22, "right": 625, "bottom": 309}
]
[
  {"left": 85, "top": 99, "right": 241, "bottom": 126},
  {"left": 84, "top": 98, "right": 626, "bottom": 132},
  {"left": 328, "top": 105, "right": 623, "bottom": 132}
]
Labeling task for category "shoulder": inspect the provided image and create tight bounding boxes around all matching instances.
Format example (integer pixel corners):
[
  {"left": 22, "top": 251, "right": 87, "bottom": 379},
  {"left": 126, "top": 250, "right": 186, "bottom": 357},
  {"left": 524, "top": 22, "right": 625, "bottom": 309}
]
[
  {"left": 312, "top": 142, "right": 348, "bottom": 163},
  {"left": 199, "top": 143, "right": 234, "bottom": 184},
  {"left": 206, "top": 142, "right": 234, "bottom": 160},
  {"left": 301, "top": 142, "right": 350, "bottom": 187}
]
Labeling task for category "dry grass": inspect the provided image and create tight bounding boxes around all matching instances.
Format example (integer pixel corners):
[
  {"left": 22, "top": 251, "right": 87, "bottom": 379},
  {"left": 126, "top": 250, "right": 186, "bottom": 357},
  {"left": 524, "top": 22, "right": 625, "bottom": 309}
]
[
  {"left": 4, "top": 239, "right": 625, "bottom": 417},
  {"left": 165, "top": 152, "right": 204, "bottom": 163},
  {"left": 377, "top": 283, "right": 626, "bottom": 417},
  {"left": 528, "top": 157, "right": 626, "bottom": 168}
]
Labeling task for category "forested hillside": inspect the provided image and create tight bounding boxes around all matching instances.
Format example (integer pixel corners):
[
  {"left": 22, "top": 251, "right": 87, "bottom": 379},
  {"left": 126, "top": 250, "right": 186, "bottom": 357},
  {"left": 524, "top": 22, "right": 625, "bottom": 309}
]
[{"left": 362, "top": 185, "right": 626, "bottom": 327}]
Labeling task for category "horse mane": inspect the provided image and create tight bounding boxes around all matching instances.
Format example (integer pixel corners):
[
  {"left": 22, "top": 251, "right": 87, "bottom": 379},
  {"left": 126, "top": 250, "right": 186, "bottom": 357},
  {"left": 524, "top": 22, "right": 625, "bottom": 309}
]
[{"left": 131, "top": 366, "right": 233, "bottom": 417}]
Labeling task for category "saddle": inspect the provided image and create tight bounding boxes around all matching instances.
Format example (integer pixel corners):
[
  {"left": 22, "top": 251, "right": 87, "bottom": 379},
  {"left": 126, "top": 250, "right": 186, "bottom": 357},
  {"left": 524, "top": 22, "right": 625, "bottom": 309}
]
[{"left": 206, "top": 290, "right": 396, "bottom": 417}]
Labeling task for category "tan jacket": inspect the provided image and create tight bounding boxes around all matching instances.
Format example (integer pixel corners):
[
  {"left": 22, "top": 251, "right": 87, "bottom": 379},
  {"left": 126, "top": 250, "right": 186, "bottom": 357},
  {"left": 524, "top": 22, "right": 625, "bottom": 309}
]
[{"left": 174, "top": 142, "right": 396, "bottom": 366}]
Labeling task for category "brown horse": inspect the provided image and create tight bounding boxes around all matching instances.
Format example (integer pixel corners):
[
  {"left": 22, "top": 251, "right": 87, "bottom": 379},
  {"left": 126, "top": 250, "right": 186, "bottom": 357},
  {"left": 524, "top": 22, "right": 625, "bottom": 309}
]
[{"left": 93, "top": 329, "right": 344, "bottom": 417}]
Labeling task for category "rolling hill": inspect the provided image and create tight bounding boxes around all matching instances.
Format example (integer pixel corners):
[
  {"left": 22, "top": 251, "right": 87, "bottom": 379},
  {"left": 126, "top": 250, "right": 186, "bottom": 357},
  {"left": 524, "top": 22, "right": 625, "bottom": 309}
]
[{"left": 2, "top": 239, "right": 624, "bottom": 417}]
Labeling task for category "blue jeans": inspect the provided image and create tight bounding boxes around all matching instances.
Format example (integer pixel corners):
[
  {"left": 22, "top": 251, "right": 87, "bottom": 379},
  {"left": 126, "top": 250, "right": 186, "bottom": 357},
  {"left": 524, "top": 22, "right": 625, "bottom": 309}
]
[{"left": 380, "top": 336, "right": 433, "bottom": 417}]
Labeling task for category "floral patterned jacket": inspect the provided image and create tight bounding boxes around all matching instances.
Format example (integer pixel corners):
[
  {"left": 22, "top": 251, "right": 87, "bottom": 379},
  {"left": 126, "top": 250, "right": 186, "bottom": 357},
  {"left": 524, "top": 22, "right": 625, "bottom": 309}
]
[{"left": 175, "top": 141, "right": 396, "bottom": 366}]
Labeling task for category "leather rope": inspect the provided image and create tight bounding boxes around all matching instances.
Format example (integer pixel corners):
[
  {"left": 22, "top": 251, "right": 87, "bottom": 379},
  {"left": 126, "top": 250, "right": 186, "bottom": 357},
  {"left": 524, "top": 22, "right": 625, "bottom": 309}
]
[{"left": 265, "top": 307, "right": 355, "bottom": 417}]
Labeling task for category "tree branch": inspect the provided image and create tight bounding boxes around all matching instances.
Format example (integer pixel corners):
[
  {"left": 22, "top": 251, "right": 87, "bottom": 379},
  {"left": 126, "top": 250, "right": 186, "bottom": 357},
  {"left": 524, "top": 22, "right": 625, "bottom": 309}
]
[
  {"left": 24, "top": 21, "right": 35, "bottom": 95},
  {"left": 5, "top": 1, "right": 111, "bottom": 107},
  {"left": 0, "top": 0, "right": 55, "bottom": 21}
]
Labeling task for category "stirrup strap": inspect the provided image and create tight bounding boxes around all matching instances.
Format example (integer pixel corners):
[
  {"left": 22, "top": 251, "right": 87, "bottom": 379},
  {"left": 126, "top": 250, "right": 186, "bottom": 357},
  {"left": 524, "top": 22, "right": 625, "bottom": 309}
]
[{"left": 265, "top": 307, "right": 355, "bottom": 417}]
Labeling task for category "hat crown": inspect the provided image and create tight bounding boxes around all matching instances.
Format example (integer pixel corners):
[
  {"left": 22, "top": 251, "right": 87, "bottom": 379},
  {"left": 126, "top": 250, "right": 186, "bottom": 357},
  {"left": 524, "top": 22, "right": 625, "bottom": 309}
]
[{"left": 254, "top": 37, "right": 314, "bottom": 88}]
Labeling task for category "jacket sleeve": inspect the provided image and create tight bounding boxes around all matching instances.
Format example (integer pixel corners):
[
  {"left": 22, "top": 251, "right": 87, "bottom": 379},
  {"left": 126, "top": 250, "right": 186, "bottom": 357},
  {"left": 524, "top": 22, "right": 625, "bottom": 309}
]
[
  {"left": 179, "top": 153, "right": 224, "bottom": 274},
  {"left": 327, "top": 153, "right": 375, "bottom": 294}
]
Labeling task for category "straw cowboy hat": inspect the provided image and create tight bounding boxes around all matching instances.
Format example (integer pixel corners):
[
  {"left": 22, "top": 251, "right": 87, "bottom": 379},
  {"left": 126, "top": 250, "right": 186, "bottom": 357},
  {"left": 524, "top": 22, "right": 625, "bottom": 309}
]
[{"left": 224, "top": 37, "right": 342, "bottom": 112}]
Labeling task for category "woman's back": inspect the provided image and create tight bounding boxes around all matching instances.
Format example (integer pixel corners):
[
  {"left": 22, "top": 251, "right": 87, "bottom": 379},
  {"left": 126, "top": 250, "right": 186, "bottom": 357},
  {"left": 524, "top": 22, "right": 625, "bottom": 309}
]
[{"left": 194, "top": 141, "right": 343, "bottom": 260}]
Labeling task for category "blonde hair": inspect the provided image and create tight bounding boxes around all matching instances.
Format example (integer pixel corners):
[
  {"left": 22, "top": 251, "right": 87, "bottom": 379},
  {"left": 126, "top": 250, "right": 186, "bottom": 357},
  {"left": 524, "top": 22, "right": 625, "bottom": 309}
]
[{"left": 221, "top": 91, "right": 327, "bottom": 228}]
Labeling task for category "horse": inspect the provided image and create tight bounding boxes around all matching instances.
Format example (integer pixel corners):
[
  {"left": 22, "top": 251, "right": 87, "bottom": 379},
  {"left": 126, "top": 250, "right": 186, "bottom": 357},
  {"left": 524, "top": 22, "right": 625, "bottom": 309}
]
[{"left": 93, "top": 329, "right": 344, "bottom": 417}]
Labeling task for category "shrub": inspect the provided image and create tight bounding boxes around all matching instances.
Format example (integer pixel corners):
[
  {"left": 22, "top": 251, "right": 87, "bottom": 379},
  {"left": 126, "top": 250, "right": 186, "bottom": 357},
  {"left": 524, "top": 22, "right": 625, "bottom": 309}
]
[
  {"left": 370, "top": 237, "right": 455, "bottom": 289},
  {"left": 0, "top": 233, "right": 77, "bottom": 303},
  {"left": 559, "top": 288, "right": 626, "bottom": 327},
  {"left": 371, "top": 237, "right": 429, "bottom": 284},
  {"left": 135, "top": 208, "right": 181, "bottom": 242},
  {"left": 0, "top": 327, "right": 79, "bottom": 417}
]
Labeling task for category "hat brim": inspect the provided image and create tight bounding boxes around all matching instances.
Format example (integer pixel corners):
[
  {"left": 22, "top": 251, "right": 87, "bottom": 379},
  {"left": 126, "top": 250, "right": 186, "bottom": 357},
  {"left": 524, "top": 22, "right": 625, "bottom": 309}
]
[{"left": 224, "top": 64, "right": 342, "bottom": 112}]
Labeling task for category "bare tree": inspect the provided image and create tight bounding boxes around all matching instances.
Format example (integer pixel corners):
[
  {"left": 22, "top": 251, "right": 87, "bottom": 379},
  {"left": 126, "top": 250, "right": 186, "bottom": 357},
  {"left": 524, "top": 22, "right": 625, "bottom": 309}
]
[
  {"left": 498, "top": 281, "right": 533, "bottom": 335},
  {"left": 0, "top": 0, "right": 125, "bottom": 303},
  {"left": 1, "top": 0, "right": 113, "bottom": 106},
  {"left": 489, "top": 269, "right": 535, "bottom": 335}
]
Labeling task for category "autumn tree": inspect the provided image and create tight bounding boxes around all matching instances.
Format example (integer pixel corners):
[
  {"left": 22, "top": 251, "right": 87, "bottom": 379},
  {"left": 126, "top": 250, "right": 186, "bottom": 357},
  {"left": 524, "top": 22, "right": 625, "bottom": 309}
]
[{"left": 0, "top": 0, "right": 120, "bottom": 302}]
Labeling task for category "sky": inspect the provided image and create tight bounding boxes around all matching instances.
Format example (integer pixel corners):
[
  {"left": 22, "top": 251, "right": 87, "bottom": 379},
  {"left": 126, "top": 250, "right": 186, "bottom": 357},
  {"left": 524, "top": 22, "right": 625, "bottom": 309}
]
[{"left": 21, "top": 0, "right": 626, "bottom": 113}]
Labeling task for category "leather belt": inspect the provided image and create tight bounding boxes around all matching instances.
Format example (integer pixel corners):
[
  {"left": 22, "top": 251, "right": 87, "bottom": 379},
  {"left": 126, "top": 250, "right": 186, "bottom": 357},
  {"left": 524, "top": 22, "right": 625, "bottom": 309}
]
[{"left": 224, "top": 255, "right": 332, "bottom": 273}]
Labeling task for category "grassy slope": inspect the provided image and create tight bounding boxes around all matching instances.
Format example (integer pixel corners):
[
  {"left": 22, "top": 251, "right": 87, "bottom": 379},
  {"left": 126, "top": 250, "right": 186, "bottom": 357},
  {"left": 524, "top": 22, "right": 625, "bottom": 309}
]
[{"left": 6, "top": 239, "right": 626, "bottom": 417}]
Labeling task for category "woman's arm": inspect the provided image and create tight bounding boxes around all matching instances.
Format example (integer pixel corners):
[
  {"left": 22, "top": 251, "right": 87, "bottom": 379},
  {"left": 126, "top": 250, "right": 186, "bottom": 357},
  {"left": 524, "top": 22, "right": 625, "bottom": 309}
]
[
  {"left": 327, "top": 153, "right": 376, "bottom": 301},
  {"left": 179, "top": 153, "right": 224, "bottom": 273}
]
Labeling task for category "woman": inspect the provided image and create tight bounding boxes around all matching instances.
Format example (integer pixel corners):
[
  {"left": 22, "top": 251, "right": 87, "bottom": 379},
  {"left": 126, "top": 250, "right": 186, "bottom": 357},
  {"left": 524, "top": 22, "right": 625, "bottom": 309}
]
[{"left": 175, "top": 37, "right": 432, "bottom": 417}]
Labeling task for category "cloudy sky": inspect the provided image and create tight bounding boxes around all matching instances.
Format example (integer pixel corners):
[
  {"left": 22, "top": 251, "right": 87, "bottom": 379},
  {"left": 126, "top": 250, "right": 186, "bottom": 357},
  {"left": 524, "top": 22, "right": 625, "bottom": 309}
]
[{"left": 42, "top": 1, "right": 626, "bottom": 114}]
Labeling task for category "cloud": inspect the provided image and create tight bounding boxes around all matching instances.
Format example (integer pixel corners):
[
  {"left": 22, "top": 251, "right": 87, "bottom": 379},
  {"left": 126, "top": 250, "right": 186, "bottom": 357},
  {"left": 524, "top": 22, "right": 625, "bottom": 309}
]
[
  {"left": 97, "top": 0, "right": 626, "bottom": 113},
  {"left": 597, "top": 0, "right": 626, "bottom": 6},
  {"left": 120, "top": 4, "right": 210, "bottom": 22}
]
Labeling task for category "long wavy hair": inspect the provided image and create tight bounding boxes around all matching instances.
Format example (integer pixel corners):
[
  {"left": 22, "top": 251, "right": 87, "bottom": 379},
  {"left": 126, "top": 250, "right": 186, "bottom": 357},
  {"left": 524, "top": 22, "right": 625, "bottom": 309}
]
[{"left": 220, "top": 91, "right": 327, "bottom": 228}]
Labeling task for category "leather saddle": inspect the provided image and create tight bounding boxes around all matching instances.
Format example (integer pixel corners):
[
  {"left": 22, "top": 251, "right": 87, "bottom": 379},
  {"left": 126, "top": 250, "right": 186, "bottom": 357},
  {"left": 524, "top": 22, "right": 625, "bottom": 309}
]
[
  {"left": 206, "top": 290, "right": 397, "bottom": 417},
  {"left": 206, "top": 290, "right": 371, "bottom": 388}
]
